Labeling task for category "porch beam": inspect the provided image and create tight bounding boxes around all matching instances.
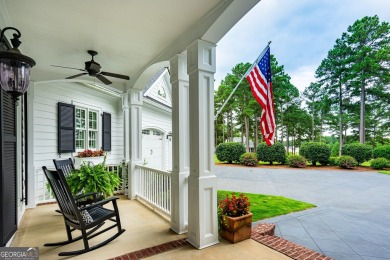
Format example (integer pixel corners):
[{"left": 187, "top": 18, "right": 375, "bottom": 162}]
[
  {"left": 186, "top": 39, "right": 218, "bottom": 249},
  {"left": 170, "top": 53, "right": 189, "bottom": 234}
]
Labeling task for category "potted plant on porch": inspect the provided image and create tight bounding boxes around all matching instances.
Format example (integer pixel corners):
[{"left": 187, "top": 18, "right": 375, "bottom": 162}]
[
  {"left": 73, "top": 149, "right": 105, "bottom": 168},
  {"left": 218, "top": 193, "right": 252, "bottom": 243},
  {"left": 66, "top": 155, "right": 120, "bottom": 199}
]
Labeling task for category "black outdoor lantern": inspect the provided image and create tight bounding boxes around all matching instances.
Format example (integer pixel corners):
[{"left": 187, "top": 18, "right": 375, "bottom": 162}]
[{"left": 0, "top": 27, "right": 36, "bottom": 101}]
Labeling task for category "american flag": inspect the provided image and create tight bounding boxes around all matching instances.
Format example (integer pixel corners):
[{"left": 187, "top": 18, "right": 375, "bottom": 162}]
[{"left": 246, "top": 47, "right": 275, "bottom": 146}]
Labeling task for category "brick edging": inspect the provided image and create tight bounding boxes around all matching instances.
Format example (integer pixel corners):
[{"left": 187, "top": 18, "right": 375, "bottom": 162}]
[
  {"left": 109, "top": 238, "right": 188, "bottom": 260},
  {"left": 251, "top": 223, "right": 333, "bottom": 260}
]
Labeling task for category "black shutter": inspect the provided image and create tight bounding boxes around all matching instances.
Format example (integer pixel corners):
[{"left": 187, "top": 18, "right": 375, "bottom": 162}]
[
  {"left": 102, "top": 112, "right": 111, "bottom": 151},
  {"left": 1, "top": 33, "right": 17, "bottom": 246},
  {"left": 0, "top": 89, "right": 17, "bottom": 246},
  {"left": 58, "top": 102, "right": 75, "bottom": 153}
]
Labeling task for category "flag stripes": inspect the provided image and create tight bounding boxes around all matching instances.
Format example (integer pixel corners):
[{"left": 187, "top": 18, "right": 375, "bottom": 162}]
[{"left": 246, "top": 47, "right": 275, "bottom": 146}]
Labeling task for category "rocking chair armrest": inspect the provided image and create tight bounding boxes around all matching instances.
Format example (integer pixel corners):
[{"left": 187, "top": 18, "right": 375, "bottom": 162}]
[
  {"left": 74, "top": 192, "right": 99, "bottom": 201},
  {"left": 79, "top": 196, "right": 119, "bottom": 211}
]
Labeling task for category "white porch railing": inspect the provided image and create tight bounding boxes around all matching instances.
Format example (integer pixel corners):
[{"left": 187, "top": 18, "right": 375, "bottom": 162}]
[
  {"left": 134, "top": 165, "right": 171, "bottom": 219},
  {"left": 106, "top": 163, "right": 128, "bottom": 195}
]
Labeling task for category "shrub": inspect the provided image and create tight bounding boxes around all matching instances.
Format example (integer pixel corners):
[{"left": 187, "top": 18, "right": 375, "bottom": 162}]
[
  {"left": 215, "top": 142, "right": 246, "bottom": 164},
  {"left": 337, "top": 155, "right": 358, "bottom": 169},
  {"left": 329, "top": 157, "right": 339, "bottom": 166},
  {"left": 300, "top": 142, "right": 330, "bottom": 166},
  {"left": 373, "top": 145, "right": 390, "bottom": 161},
  {"left": 342, "top": 143, "right": 373, "bottom": 165},
  {"left": 331, "top": 142, "right": 340, "bottom": 157},
  {"left": 240, "top": 152, "right": 258, "bottom": 166},
  {"left": 287, "top": 155, "right": 307, "bottom": 168},
  {"left": 370, "top": 158, "right": 390, "bottom": 170},
  {"left": 256, "top": 142, "right": 286, "bottom": 165}
]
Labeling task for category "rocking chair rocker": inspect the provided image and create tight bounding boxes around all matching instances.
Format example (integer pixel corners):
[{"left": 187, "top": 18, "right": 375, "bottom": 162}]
[{"left": 42, "top": 166, "right": 125, "bottom": 256}]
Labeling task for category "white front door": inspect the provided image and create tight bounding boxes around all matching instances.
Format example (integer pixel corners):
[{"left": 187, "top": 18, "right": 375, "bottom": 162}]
[{"left": 142, "top": 129, "right": 163, "bottom": 170}]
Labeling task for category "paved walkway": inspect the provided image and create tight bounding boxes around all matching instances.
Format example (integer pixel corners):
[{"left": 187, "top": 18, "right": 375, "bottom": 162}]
[{"left": 215, "top": 165, "right": 390, "bottom": 259}]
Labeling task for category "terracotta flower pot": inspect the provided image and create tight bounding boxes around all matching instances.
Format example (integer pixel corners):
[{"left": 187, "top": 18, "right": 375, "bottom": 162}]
[{"left": 219, "top": 213, "right": 253, "bottom": 243}]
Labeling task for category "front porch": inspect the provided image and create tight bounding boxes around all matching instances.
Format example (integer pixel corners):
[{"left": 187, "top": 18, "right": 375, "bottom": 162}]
[{"left": 11, "top": 196, "right": 289, "bottom": 260}]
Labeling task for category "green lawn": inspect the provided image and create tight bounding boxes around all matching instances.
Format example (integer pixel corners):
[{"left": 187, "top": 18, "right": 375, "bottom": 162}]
[
  {"left": 217, "top": 190, "right": 316, "bottom": 222},
  {"left": 378, "top": 170, "right": 390, "bottom": 175}
]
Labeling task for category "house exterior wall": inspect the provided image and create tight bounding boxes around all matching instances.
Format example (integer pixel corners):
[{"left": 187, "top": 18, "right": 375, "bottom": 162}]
[{"left": 30, "top": 81, "right": 124, "bottom": 203}]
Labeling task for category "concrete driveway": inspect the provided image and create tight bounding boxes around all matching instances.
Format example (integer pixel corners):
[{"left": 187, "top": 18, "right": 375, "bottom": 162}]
[{"left": 215, "top": 165, "right": 390, "bottom": 259}]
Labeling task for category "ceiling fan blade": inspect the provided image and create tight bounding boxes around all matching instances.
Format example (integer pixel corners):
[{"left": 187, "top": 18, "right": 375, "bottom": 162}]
[
  {"left": 66, "top": 73, "right": 88, "bottom": 79},
  {"left": 51, "top": 65, "right": 85, "bottom": 71},
  {"left": 96, "top": 74, "right": 112, "bottom": 85},
  {"left": 101, "top": 71, "right": 130, "bottom": 80}
]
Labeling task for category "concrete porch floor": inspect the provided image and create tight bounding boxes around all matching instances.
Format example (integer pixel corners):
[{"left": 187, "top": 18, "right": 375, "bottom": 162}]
[{"left": 11, "top": 196, "right": 289, "bottom": 259}]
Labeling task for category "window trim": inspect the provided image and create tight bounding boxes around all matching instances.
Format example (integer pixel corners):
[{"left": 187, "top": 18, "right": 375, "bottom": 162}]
[{"left": 72, "top": 101, "right": 102, "bottom": 153}]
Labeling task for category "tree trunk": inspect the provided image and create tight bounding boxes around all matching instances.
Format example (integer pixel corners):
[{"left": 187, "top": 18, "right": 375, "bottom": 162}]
[
  {"left": 338, "top": 80, "right": 343, "bottom": 157},
  {"left": 230, "top": 111, "right": 234, "bottom": 142},
  {"left": 286, "top": 126, "right": 289, "bottom": 154},
  {"left": 222, "top": 114, "right": 225, "bottom": 143},
  {"left": 359, "top": 80, "right": 366, "bottom": 143},
  {"left": 254, "top": 114, "right": 258, "bottom": 151},
  {"left": 244, "top": 116, "right": 249, "bottom": 152}
]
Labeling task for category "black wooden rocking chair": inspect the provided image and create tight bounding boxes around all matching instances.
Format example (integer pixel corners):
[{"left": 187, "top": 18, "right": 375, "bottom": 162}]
[{"left": 42, "top": 166, "right": 125, "bottom": 256}]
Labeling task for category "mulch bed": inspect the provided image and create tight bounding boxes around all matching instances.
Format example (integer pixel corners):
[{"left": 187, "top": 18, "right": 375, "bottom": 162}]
[{"left": 215, "top": 162, "right": 381, "bottom": 172}]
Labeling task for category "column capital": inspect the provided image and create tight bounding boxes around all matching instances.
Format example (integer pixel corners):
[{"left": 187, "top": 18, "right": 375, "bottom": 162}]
[
  {"left": 170, "top": 53, "right": 188, "bottom": 83},
  {"left": 187, "top": 39, "right": 216, "bottom": 75},
  {"left": 127, "top": 88, "right": 143, "bottom": 106}
]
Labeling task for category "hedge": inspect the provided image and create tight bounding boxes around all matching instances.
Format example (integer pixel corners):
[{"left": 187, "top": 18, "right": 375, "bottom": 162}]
[
  {"left": 240, "top": 152, "right": 258, "bottom": 166},
  {"left": 342, "top": 143, "right": 372, "bottom": 165},
  {"left": 256, "top": 142, "right": 286, "bottom": 165},
  {"left": 370, "top": 158, "right": 389, "bottom": 170},
  {"left": 215, "top": 142, "right": 246, "bottom": 164},
  {"left": 373, "top": 145, "right": 390, "bottom": 161},
  {"left": 299, "top": 142, "right": 330, "bottom": 166},
  {"left": 288, "top": 155, "right": 307, "bottom": 168}
]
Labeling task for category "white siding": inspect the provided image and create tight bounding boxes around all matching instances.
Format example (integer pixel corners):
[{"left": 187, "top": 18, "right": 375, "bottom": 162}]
[{"left": 32, "top": 82, "right": 124, "bottom": 203}]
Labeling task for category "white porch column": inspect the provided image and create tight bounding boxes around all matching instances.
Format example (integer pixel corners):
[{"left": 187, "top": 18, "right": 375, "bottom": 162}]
[
  {"left": 170, "top": 54, "right": 189, "bottom": 234},
  {"left": 186, "top": 39, "right": 218, "bottom": 248},
  {"left": 126, "top": 89, "right": 143, "bottom": 199}
]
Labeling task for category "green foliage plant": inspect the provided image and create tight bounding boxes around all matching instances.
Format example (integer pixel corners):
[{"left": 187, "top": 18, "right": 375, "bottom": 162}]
[
  {"left": 66, "top": 155, "right": 120, "bottom": 198},
  {"left": 239, "top": 152, "right": 258, "bottom": 166},
  {"left": 329, "top": 157, "right": 340, "bottom": 166},
  {"left": 256, "top": 142, "right": 286, "bottom": 165},
  {"left": 370, "top": 158, "right": 390, "bottom": 170},
  {"left": 373, "top": 145, "right": 390, "bottom": 161},
  {"left": 300, "top": 142, "right": 330, "bottom": 166},
  {"left": 338, "top": 155, "right": 358, "bottom": 169},
  {"left": 215, "top": 142, "right": 246, "bottom": 164},
  {"left": 342, "top": 143, "right": 373, "bottom": 165},
  {"left": 287, "top": 155, "right": 307, "bottom": 168},
  {"left": 218, "top": 193, "right": 251, "bottom": 230}
]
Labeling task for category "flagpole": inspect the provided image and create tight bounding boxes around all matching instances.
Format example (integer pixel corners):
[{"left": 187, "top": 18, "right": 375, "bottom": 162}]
[{"left": 215, "top": 41, "right": 272, "bottom": 120}]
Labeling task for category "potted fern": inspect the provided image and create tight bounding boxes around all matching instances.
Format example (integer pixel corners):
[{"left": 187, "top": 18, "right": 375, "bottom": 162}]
[{"left": 66, "top": 155, "right": 120, "bottom": 199}]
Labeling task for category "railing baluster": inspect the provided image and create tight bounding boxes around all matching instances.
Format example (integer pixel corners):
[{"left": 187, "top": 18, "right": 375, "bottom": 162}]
[{"left": 133, "top": 165, "right": 172, "bottom": 219}]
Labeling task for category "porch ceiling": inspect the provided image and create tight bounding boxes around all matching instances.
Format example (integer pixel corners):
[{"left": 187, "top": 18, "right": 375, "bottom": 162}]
[{"left": 0, "top": 0, "right": 260, "bottom": 90}]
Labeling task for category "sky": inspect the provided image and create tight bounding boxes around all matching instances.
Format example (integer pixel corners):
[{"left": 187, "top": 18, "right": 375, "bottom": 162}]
[{"left": 214, "top": 0, "right": 390, "bottom": 92}]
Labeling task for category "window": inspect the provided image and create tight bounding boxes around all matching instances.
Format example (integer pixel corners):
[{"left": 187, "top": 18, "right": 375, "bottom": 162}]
[{"left": 75, "top": 107, "right": 99, "bottom": 150}]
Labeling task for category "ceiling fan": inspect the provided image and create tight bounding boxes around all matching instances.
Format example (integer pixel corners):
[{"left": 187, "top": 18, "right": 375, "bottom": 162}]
[{"left": 51, "top": 50, "right": 130, "bottom": 85}]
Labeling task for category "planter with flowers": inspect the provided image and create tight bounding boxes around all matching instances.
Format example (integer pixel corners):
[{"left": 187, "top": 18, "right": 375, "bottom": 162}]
[
  {"left": 218, "top": 193, "right": 252, "bottom": 243},
  {"left": 74, "top": 149, "right": 105, "bottom": 169}
]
